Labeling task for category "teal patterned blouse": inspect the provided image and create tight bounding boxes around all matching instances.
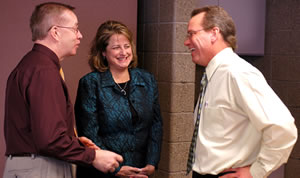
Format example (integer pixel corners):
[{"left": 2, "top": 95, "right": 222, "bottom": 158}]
[{"left": 75, "top": 68, "right": 163, "bottom": 176}]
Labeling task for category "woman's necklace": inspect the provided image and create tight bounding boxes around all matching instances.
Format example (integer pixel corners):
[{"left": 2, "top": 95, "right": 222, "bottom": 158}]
[{"left": 116, "top": 81, "right": 128, "bottom": 96}]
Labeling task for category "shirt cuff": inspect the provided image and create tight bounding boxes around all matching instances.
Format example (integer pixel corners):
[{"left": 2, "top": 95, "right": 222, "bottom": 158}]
[
  {"left": 84, "top": 147, "right": 96, "bottom": 165},
  {"left": 250, "top": 161, "right": 268, "bottom": 178}
]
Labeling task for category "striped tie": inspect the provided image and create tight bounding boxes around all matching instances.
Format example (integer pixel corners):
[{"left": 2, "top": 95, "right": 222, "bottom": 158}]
[{"left": 186, "top": 72, "right": 208, "bottom": 175}]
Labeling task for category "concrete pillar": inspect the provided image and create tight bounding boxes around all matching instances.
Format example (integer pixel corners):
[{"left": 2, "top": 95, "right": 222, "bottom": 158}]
[{"left": 137, "top": 0, "right": 196, "bottom": 177}]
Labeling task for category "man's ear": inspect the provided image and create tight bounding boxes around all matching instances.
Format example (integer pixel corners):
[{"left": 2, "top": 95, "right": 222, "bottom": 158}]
[
  {"left": 210, "top": 27, "right": 220, "bottom": 43},
  {"left": 49, "top": 26, "right": 60, "bottom": 41}
]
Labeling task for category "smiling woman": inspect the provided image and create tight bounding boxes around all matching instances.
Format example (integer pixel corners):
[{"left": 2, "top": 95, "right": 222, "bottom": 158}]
[
  {"left": 102, "top": 34, "right": 133, "bottom": 74},
  {"left": 74, "top": 20, "right": 163, "bottom": 178}
]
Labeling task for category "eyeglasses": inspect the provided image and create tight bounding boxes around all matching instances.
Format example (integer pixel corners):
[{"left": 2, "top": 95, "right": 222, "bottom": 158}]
[
  {"left": 56, "top": 25, "right": 80, "bottom": 34},
  {"left": 186, "top": 29, "right": 206, "bottom": 39},
  {"left": 49, "top": 25, "right": 80, "bottom": 34}
]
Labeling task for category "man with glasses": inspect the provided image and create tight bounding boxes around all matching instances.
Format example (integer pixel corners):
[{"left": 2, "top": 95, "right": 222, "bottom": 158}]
[
  {"left": 184, "top": 6, "right": 297, "bottom": 178},
  {"left": 3, "top": 2, "right": 122, "bottom": 178}
]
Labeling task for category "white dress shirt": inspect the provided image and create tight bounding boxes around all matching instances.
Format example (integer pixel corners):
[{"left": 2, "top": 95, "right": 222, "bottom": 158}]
[{"left": 193, "top": 48, "right": 297, "bottom": 178}]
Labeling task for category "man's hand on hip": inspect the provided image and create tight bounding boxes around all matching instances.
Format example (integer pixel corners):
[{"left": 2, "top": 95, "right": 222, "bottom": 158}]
[{"left": 219, "top": 166, "right": 253, "bottom": 178}]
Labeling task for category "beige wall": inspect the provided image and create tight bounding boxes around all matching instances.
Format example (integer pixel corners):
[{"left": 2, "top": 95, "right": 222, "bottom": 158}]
[{"left": 0, "top": 0, "right": 137, "bottom": 176}]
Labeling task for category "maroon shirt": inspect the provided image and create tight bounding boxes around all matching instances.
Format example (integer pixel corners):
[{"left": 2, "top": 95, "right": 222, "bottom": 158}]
[{"left": 4, "top": 44, "right": 95, "bottom": 165}]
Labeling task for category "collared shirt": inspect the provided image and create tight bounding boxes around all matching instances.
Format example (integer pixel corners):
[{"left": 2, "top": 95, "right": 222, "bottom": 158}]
[
  {"left": 4, "top": 44, "right": 95, "bottom": 165},
  {"left": 193, "top": 48, "right": 297, "bottom": 178}
]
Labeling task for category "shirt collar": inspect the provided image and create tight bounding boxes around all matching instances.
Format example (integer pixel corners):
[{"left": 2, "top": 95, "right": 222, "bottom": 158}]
[
  {"left": 32, "top": 43, "right": 61, "bottom": 70},
  {"left": 205, "top": 47, "right": 233, "bottom": 82}
]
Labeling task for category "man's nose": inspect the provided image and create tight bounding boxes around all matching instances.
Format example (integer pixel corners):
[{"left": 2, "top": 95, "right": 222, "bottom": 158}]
[
  {"left": 77, "top": 30, "right": 83, "bottom": 39},
  {"left": 184, "top": 38, "right": 190, "bottom": 46}
]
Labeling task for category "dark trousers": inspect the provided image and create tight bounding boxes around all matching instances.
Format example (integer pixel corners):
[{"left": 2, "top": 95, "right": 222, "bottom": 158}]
[{"left": 192, "top": 171, "right": 234, "bottom": 178}]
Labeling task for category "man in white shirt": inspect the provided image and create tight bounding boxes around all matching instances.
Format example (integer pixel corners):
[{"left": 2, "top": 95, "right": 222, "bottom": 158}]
[{"left": 184, "top": 6, "right": 298, "bottom": 178}]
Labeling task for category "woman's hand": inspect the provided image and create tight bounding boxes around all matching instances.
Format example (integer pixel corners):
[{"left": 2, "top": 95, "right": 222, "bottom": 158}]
[
  {"left": 116, "top": 166, "right": 141, "bottom": 177},
  {"left": 116, "top": 166, "right": 149, "bottom": 178},
  {"left": 139, "top": 165, "right": 155, "bottom": 176},
  {"left": 78, "top": 136, "right": 100, "bottom": 150}
]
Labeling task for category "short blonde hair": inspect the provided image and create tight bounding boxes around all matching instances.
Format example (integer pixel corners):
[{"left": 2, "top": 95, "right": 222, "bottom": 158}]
[{"left": 30, "top": 2, "right": 75, "bottom": 41}]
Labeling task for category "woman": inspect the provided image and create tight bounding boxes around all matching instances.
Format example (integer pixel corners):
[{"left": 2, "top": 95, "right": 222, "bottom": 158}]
[{"left": 75, "top": 20, "right": 163, "bottom": 178}]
